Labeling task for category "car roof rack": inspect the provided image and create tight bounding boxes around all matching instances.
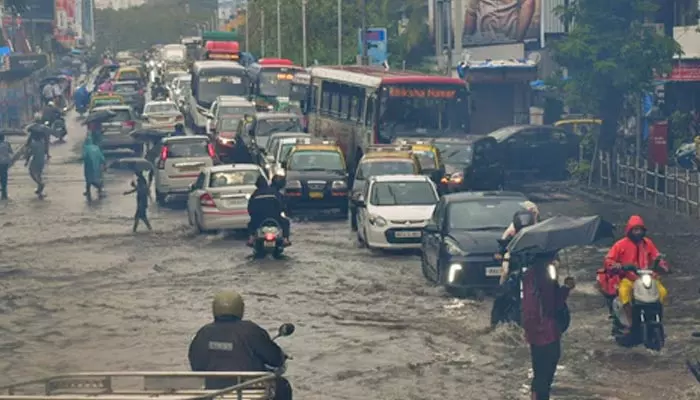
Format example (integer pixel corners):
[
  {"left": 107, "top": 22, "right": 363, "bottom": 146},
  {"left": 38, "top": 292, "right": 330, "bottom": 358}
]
[{"left": 0, "top": 371, "right": 276, "bottom": 400}]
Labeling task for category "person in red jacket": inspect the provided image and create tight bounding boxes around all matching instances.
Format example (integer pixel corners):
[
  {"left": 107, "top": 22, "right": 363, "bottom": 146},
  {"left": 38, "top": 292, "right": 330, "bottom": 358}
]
[
  {"left": 521, "top": 252, "right": 575, "bottom": 400},
  {"left": 601, "top": 215, "right": 668, "bottom": 331}
]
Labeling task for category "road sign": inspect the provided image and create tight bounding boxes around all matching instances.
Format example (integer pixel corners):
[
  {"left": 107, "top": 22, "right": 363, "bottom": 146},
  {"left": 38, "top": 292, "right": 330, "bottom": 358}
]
[{"left": 358, "top": 28, "right": 387, "bottom": 66}]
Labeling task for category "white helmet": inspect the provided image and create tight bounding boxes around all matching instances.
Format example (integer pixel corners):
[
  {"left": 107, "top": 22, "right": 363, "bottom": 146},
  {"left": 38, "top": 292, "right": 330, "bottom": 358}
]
[{"left": 48, "top": 101, "right": 55, "bottom": 107}]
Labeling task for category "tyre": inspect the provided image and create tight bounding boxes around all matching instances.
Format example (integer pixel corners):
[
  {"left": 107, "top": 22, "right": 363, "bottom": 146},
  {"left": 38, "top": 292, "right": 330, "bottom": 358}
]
[
  {"left": 272, "top": 248, "right": 285, "bottom": 259},
  {"left": 420, "top": 251, "right": 436, "bottom": 283}
]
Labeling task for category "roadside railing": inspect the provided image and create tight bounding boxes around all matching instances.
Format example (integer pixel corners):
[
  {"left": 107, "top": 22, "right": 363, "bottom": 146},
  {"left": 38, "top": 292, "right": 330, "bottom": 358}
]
[{"left": 594, "top": 151, "right": 700, "bottom": 217}]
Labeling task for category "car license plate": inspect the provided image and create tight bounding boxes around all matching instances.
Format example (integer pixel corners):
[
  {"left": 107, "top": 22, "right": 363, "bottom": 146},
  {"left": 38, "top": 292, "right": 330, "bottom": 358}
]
[
  {"left": 485, "top": 267, "right": 502, "bottom": 276},
  {"left": 395, "top": 231, "right": 421, "bottom": 238},
  {"left": 179, "top": 166, "right": 200, "bottom": 172},
  {"left": 264, "top": 241, "right": 275, "bottom": 248},
  {"left": 309, "top": 192, "right": 323, "bottom": 199}
]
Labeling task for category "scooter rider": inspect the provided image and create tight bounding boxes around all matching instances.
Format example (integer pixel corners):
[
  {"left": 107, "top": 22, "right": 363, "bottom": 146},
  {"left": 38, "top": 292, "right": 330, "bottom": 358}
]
[
  {"left": 601, "top": 215, "right": 669, "bottom": 333},
  {"left": 41, "top": 101, "right": 62, "bottom": 127},
  {"left": 247, "top": 175, "right": 291, "bottom": 246},
  {"left": 499, "top": 209, "right": 538, "bottom": 285},
  {"left": 151, "top": 77, "right": 168, "bottom": 100},
  {"left": 171, "top": 123, "right": 186, "bottom": 137},
  {"left": 188, "top": 290, "right": 293, "bottom": 400}
]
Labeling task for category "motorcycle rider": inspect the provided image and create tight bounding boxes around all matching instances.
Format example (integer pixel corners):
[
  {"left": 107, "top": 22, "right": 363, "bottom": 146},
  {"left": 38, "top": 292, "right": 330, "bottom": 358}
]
[
  {"left": 188, "top": 290, "right": 292, "bottom": 400},
  {"left": 151, "top": 77, "right": 168, "bottom": 101},
  {"left": 247, "top": 175, "right": 291, "bottom": 246},
  {"left": 601, "top": 215, "right": 669, "bottom": 333},
  {"left": 41, "top": 101, "right": 62, "bottom": 128}
]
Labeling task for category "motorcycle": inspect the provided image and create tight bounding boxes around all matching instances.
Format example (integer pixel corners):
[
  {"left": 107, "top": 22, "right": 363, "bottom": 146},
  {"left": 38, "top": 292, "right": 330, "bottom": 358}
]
[
  {"left": 252, "top": 218, "right": 287, "bottom": 259},
  {"left": 610, "top": 261, "right": 666, "bottom": 351}
]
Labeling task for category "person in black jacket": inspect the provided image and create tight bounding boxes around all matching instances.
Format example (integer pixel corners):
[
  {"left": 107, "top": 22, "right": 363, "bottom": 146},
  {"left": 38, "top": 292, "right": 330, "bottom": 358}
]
[
  {"left": 188, "top": 290, "right": 292, "bottom": 400},
  {"left": 246, "top": 175, "right": 291, "bottom": 246}
]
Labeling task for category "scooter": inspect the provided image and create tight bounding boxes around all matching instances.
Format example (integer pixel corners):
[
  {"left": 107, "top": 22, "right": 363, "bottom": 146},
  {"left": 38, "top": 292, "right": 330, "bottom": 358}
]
[
  {"left": 252, "top": 218, "right": 287, "bottom": 259},
  {"left": 610, "top": 261, "right": 666, "bottom": 351}
]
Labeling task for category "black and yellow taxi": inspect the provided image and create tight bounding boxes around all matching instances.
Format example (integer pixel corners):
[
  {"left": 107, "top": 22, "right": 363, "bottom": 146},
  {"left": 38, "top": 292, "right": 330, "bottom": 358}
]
[
  {"left": 281, "top": 139, "right": 349, "bottom": 215},
  {"left": 393, "top": 138, "right": 445, "bottom": 185},
  {"left": 348, "top": 144, "right": 423, "bottom": 231},
  {"left": 89, "top": 92, "right": 125, "bottom": 112}
]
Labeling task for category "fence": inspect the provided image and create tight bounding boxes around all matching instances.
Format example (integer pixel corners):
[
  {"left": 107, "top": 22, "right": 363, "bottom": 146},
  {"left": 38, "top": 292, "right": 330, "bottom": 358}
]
[{"left": 594, "top": 151, "right": 700, "bottom": 217}]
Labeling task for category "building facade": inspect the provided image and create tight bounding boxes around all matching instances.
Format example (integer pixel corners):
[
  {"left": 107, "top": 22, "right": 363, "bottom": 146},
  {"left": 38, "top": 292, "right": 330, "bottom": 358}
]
[{"left": 94, "top": 0, "right": 145, "bottom": 10}]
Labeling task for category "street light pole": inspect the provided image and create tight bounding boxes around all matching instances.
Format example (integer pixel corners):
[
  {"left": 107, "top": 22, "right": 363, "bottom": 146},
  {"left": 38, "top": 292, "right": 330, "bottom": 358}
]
[
  {"left": 244, "top": 2, "right": 249, "bottom": 52},
  {"left": 276, "top": 0, "right": 282, "bottom": 58},
  {"left": 261, "top": 10, "right": 266, "bottom": 57},
  {"left": 337, "top": 0, "right": 342, "bottom": 65},
  {"left": 360, "top": 0, "right": 367, "bottom": 65},
  {"left": 302, "top": 0, "right": 308, "bottom": 67}
]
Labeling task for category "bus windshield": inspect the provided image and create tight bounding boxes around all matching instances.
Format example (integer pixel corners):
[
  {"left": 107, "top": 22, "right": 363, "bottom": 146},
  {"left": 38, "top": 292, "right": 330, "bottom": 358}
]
[
  {"left": 195, "top": 68, "right": 248, "bottom": 108},
  {"left": 378, "top": 85, "right": 468, "bottom": 142},
  {"left": 258, "top": 69, "right": 296, "bottom": 97}
]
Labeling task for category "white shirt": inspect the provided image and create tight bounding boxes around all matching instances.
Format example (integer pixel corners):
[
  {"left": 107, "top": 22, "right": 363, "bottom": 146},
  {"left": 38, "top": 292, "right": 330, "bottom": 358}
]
[{"left": 52, "top": 83, "right": 63, "bottom": 97}]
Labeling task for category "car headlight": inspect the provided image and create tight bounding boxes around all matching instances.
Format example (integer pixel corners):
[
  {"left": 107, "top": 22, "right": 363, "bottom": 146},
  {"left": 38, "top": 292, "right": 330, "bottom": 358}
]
[
  {"left": 332, "top": 180, "right": 347, "bottom": 189},
  {"left": 447, "top": 263, "right": 462, "bottom": 283},
  {"left": 369, "top": 214, "right": 387, "bottom": 227},
  {"left": 286, "top": 180, "right": 301, "bottom": 189},
  {"left": 444, "top": 237, "right": 467, "bottom": 256},
  {"left": 547, "top": 264, "right": 557, "bottom": 280},
  {"left": 641, "top": 273, "right": 653, "bottom": 289}
]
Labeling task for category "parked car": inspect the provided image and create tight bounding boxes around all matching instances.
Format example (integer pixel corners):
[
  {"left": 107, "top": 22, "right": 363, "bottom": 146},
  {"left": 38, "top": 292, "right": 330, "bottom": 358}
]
[
  {"left": 142, "top": 100, "right": 184, "bottom": 131},
  {"left": 187, "top": 164, "right": 266, "bottom": 233},
  {"left": 92, "top": 105, "right": 141, "bottom": 154},
  {"left": 420, "top": 191, "right": 530, "bottom": 296},
  {"left": 488, "top": 125, "right": 578, "bottom": 179},
  {"left": 433, "top": 136, "right": 505, "bottom": 192},
  {"left": 154, "top": 135, "right": 217, "bottom": 205}
]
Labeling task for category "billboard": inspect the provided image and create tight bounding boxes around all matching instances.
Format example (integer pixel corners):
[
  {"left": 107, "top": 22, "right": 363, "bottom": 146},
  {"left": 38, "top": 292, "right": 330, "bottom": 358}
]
[
  {"left": 429, "top": 0, "right": 541, "bottom": 47},
  {"left": 18, "top": 0, "right": 56, "bottom": 22},
  {"left": 54, "top": 0, "right": 76, "bottom": 45}
]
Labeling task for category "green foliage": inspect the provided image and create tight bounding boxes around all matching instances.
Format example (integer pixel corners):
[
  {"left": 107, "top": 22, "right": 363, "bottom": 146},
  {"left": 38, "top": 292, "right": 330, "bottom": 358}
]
[
  {"left": 567, "top": 158, "right": 591, "bottom": 183},
  {"left": 551, "top": 0, "right": 680, "bottom": 147},
  {"left": 669, "top": 110, "right": 692, "bottom": 151},
  {"left": 243, "top": 0, "right": 431, "bottom": 66},
  {"left": 94, "top": 4, "right": 211, "bottom": 53}
]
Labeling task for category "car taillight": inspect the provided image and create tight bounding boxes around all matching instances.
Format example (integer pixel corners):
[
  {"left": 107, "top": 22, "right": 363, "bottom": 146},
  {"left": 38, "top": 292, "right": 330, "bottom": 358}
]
[
  {"left": 200, "top": 193, "right": 216, "bottom": 207},
  {"left": 264, "top": 233, "right": 276, "bottom": 241},
  {"left": 122, "top": 120, "right": 135, "bottom": 129},
  {"left": 157, "top": 146, "right": 168, "bottom": 169},
  {"left": 207, "top": 143, "right": 216, "bottom": 158}
]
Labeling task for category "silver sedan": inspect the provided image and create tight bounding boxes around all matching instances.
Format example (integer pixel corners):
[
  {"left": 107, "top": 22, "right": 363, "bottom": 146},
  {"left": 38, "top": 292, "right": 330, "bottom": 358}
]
[{"left": 141, "top": 100, "right": 184, "bottom": 131}]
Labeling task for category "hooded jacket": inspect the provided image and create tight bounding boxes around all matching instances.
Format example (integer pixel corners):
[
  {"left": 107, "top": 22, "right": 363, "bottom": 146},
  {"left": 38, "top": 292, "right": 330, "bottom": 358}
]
[
  {"left": 83, "top": 136, "right": 105, "bottom": 185},
  {"left": 603, "top": 215, "right": 668, "bottom": 282}
]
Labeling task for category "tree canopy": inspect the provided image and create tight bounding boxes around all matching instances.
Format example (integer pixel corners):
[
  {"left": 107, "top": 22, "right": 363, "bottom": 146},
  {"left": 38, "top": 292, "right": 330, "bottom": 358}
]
[
  {"left": 243, "top": 0, "right": 432, "bottom": 66},
  {"left": 94, "top": 3, "right": 211, "bottom": 53},
  {"left": 552, "top": 0, "right": 680, "bottom": 149}
]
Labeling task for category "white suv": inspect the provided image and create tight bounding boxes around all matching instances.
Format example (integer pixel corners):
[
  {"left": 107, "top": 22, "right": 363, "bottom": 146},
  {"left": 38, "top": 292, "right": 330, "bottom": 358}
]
[
  {"left": 356, "top": 174, "right": 439, "bottom": 250},
  {"left": 154, "top": 135, "right": 216, "bottom": 205}
]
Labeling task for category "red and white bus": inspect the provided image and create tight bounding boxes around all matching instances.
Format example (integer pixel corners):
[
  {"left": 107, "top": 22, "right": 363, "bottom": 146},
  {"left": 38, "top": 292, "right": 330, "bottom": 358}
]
[{"left": 305, "top": 66, "right": 469, "bottom": 172}]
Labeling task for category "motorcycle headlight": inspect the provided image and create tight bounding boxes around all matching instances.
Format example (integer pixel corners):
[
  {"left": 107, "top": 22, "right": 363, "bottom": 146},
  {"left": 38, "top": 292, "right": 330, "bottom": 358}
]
[
  {"left": 444, "top": 237, "right": 467, "bottom": 256},
  {"left": 547, "top": 264, "right": 557, "bottom": 280},
  {"left": 641, "top": 273, "right": 653, "bottom": 289},
  {"left": 286, "top": 180, "right": 301, "bottom": 189},
  {"left": 369, "top": 214, "right": 387, "bottom": 227},
  {"left": 332, "top": 180, "right": 347, "bottom": 189}
]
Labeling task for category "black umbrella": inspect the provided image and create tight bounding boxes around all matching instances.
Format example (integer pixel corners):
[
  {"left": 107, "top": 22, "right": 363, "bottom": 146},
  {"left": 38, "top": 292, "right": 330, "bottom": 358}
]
[
  {"left": 83, "top": 109, "right": 117, "bottom": 125},
  {"left": 26, "top": 123, "right": 56, "bottom": 138},
  {"left": 109, "top": 157, "right": 154, "bottom": 172},
  {"left": 0, "top": 128, "right": 27, "bottom": 137},
  {"left": 130, "top": 128, "right": 170, "bottom": 143},
  {"left": 506, "top": 215, "right": 615, "bottom": 255}
]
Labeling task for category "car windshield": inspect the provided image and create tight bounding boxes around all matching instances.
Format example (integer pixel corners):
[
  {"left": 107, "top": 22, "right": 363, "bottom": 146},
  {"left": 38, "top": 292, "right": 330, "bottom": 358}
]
[
  {"left": 413, "top": 150, "right": 437, "bottom": 170},
  {"left": 218, "top": 118, "right": 240, "bottom": 131},
  {"left": 447, "top": 199, "right": 525, "bottom": 231},
  {"left": 259, "top": 70, "right": 295, "bottom": 97},
  {"left": 146, "top": 103, "right": 178, "bottom": 113},
  {"left": 288, "top": 151, "right": 344, "bottom": 171},
  {"left": 369, "top": 181, "right": 437, "bottom": 206},
  {"left": 220, "top": 106, "right": 254, "bottom": 116},
  {"left": 435, "top": 143, "right": 473, "bottom": 164},
  {"left": 176, "top": 79, "right": 191, "bottom": 90},
  {"left": 166, "top": 140, "right": 210, "bottom": 157},
  {"left": 209, "top": 170, "right": 261, "bottom": 187},
  {"left": 256, "top": 119, "right": 302, "bottom": 136},
  {"left": 166, "top": 72, "right": 187, "bottom": 83},
  {"left": 488, "top": 126, "right": 523, "bottom": 142},
  {"left": 356, "top": 160, "right": 415, "bottom": 180},
  {"left": 106, "top": 109, "right": 132, "bottom": 122}
]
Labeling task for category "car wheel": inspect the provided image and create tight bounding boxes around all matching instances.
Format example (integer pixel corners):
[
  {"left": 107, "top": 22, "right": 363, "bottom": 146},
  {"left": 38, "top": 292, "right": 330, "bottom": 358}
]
[{"left": 420, "top": 251, "right": 437, "bottom": 284}]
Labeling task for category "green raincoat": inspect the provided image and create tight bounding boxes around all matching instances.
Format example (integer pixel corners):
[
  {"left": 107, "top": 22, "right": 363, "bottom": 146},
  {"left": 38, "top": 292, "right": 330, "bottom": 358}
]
[{"left": 83, "top": 136, "right": 105, "bottom": 187}]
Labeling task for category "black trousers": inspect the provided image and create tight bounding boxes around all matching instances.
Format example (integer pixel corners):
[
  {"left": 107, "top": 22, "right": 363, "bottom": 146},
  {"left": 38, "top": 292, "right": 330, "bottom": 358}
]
[
  {"left": 0, "top": 163, "right": 8, "bottom": 198},
  {"left": 530, "top": 339, "right": 561, "bottom": 400}
]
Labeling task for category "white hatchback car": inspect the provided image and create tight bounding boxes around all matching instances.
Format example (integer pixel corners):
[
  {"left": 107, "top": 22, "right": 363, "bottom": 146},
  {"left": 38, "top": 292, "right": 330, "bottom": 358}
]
[
  {"left": 356, "top": 174, "right": 439, "bottom": 249},
  {"left": 186, "top": 164, "right": 266, "bottom": 233},
  {"left": 154, "top": 135, "right": 216, "bottom": 204}
]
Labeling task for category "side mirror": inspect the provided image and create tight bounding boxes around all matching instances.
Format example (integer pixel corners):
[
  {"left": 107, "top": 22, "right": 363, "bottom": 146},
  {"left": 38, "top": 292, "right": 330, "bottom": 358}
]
[
  {"left": 277, "top": 323, "right": 295, "bottom": 337},
  {"left": 424, "top": 223, "right": 439, "bottom": 233},
  {"left": 188, "top": 183, "right": 195, "bottom": 192}
]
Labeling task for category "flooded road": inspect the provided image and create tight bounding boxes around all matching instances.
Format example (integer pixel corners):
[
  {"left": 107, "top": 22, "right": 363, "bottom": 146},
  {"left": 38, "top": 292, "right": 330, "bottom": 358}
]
[{"left": 1, "top": 112, "right": 699, "bottom": 399}]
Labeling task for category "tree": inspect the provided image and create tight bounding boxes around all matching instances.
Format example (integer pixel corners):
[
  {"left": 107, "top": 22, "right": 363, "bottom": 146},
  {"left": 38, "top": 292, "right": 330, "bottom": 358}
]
[
  {"left": 94, "top": 3, "right": 211, "bottom": 53},
  {"left": 243, "top": 0, "right": 432, "bottom": 66},
  {"left": 552, "top": 0, "right": 680, "bottom": 150}
]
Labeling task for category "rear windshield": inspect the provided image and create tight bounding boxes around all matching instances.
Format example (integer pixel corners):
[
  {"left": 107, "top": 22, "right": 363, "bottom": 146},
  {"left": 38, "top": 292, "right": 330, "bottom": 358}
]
[
  {"left": 220, "top": 106, "right": 254, "bottom": 115},
  {"left": 110, "top": 109, "right": 133, "bottom": 122},
  {"left": 118, "top": 71, "right": 140, "bottom": 81},
  {"left": 256, "top": 118, "right": 302, "bottom": 136},
  {"left": 167, "top": 140, "right": 209, "bottom": 157},
  {"left": 146, "top": 103, "right": 178, "bottom": 113},
  {"left": 114, "top": 83, "right": 138, "bottom": 93},
  {"left": 209, "top": 170, "right": 262, "bottom": 187},
  {"left": 93, "top": 98, "right": 122, "bottom": 106}
]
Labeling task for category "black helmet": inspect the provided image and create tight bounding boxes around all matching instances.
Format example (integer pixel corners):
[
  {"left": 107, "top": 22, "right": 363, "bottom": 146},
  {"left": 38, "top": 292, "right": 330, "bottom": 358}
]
[
  {"left": 512, "top": 210, "right": 536, "bottom": 232},
  {"left": 255, "top": 175, "right": 268, "bottom": 190}
]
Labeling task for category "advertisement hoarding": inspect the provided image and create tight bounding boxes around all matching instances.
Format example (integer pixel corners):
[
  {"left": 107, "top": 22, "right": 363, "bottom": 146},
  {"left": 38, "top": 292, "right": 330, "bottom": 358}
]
[
  {"left": 75, "top": 0, "right": 84, "bottom": 41},
  {"left": 54, "top": 0, "right": 76, "bottom": 46}
]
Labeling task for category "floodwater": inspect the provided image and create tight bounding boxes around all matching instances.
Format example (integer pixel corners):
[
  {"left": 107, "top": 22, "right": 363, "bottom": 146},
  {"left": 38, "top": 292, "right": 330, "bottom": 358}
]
[{"left": 0, "top": 113, "right": 699, "bottom": 399}]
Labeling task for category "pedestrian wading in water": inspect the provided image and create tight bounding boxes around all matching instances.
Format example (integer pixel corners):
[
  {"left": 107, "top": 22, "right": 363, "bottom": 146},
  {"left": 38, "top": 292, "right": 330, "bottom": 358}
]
[
  {"left": 123, "top": 171, "right": 152, "bottom": 232},
  {"left": 0, "top": 133, "right": 13, "bottom": 200},
  {"left": 82, "top": 136, "right": 106, "bottom": 201},
  {"left": 24, "top": 131, "right": 50, "bottom": 197}
]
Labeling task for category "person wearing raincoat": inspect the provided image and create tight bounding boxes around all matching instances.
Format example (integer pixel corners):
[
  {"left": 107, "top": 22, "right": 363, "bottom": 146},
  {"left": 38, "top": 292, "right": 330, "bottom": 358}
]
[
  {"left": 82, "top": 136, "right": 106, "bottom": 200},
  {"left": 88, "top": 122, "right": 104, "bottom": 147},
  {"left": 74, "top": 85, "right": 90, "bottom": 113}
]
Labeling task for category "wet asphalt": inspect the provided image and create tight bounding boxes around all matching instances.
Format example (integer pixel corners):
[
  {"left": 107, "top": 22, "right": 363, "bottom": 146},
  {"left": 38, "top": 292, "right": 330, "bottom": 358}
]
[{"left": 0, "top": 112, "right": 699, "bottom": 399}]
